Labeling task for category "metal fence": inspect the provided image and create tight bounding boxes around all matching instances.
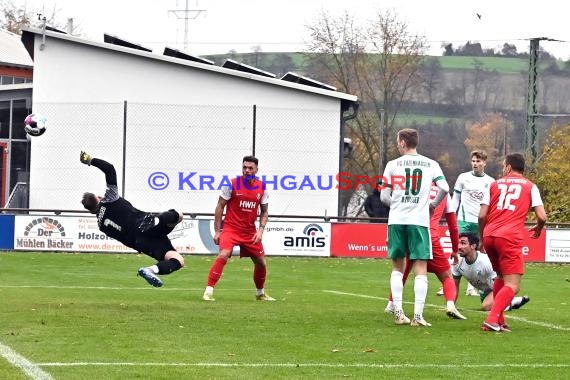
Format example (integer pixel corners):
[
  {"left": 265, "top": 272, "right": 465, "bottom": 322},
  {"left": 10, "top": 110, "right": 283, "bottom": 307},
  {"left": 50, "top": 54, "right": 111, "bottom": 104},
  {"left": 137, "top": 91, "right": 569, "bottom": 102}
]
[
  {"left": 15, "top": 94, "right": 570, "bottom": 220},
  {"left": 26, "top": 102, "right": 344, "bottom": 216}
]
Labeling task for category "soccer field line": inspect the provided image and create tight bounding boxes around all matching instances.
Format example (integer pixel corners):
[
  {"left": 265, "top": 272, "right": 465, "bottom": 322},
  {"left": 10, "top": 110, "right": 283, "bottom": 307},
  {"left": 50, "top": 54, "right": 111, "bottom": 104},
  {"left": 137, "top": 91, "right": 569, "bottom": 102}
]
[
  {"left": 2, "top": 285, "right": 568, "bottom": 332},
  {"left": 504, "top": 315, "right": 570, "bottom": 331},
  {"left": 0, "top": 341, "right": 54, "bottom": 380},
  {"left": 324, "top": 290, "right": 570, "bottom": 331},
  {"left": 0, "top": 285, "right": 252, "bottom": 291},
  {"left": 35, "top": 362, "right": 570, "bottom": 369}
]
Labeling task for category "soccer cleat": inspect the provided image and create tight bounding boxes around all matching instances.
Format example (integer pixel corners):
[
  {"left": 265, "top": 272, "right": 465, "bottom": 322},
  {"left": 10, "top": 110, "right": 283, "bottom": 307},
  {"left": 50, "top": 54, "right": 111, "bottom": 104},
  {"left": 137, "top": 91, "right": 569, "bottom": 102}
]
[
  {"left": 411, "top": 318, "right": 432, "bottom": 327},
  {"left": 499, "top": 323, "right": 512, "bottom": 332},
  {"left": 256, "top": 293, "right": 276, "bottom": 301},
  {"left": 446, "top": 306, "right": 467, "bottom": 320},
  {"left": 138, "top": 214, "right": 158, "bottom": 233},
  {"left": 137, "top": 267, "right": 163, "bottom": 288},
  {"left": 436, "top": 287, "right": 444, "bottom": 296},
  {"left": 384, "top": 302, "right": 395, "bottom": 315},
  {"left": 481, "top": 321, "right": 501, "bottom": 332},
  {"left": 202, "top": 293, "right": 215, "bottom": 301},
  {"left": 394, "top": 313, "right": 411, "bottom": 325},
  {"left": 511, "top": 295, "right": 530, "bottom": 310}
]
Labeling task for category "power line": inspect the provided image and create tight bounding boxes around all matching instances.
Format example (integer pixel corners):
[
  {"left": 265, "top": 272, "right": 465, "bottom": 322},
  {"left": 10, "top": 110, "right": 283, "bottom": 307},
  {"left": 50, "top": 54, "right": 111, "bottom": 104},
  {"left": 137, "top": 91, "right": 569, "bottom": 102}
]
[
  {"left": 428, "top": 37, "right": 570, "bottom": 44},
  {"left": 168, "top": 0, "right": 206, "bottom": 51}
]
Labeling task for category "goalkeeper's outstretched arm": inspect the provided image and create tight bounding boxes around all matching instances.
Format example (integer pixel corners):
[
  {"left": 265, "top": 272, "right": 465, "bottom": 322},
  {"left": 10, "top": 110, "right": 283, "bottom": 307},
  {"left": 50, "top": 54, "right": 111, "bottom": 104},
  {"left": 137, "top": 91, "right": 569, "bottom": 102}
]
[
  {"left": 91, "top": 158, "right": 118, "bottom": 187},
  {"left": 80, "top": 151, "right": 117, "bottom": 186}
]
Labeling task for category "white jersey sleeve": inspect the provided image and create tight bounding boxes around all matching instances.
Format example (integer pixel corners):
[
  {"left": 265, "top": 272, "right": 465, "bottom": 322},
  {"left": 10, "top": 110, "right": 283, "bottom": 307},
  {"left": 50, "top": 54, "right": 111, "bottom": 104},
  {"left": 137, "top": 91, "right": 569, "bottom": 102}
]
[
  {"left": 531, "top": 185, "right": 543, "bottom": 208},
  {"left": 451, "top": 262, "right": 461, "bottom": 278},
  {"left": 260, "top": 189, "right": 269, "bottom": 205},
  {"left": 444, "top": 194, "right": 455, "bottom": 213},
  {"left": 481, "top": 184, "right": 490, "bottom": 206},
  {"left": 220, "top": 185, "right": 232, "bottom": 200}
]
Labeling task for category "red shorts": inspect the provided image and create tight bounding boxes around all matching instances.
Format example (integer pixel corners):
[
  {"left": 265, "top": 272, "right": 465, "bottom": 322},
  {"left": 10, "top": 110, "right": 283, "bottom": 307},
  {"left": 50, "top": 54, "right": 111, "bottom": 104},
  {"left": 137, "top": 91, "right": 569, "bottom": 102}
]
[
  {"left": 482, "top": 236, "right": 524, "bottom": 276},
  {"left": 427, "top": 237, "right": 451, "bottom": 274},
  {"left": 219, "top": 229, "right": 265, "bottom": 258}
]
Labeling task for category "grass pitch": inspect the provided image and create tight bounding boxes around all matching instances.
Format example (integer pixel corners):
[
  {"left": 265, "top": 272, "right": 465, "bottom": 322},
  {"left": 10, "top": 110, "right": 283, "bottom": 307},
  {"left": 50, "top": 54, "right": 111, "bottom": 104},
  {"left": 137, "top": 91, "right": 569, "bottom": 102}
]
[{"left": 0, "top": 252, "right": 568, "bottom": 379}]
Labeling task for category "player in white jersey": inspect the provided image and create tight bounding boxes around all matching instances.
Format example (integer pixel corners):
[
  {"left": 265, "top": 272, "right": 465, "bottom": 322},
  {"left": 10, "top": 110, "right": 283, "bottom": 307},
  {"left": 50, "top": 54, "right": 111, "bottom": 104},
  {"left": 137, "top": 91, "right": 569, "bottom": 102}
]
[
  {"left": 450, "top": 151, "right": 495, "bottom": 232},
  {"left": 380, "top": 128, "right": 449, "bottom": 327},
  {"left": 453, "top": 232, "right": 529, "bottom": 311},
  {"left": 449, "top": 150, "right": 495, "bottom": 297}
]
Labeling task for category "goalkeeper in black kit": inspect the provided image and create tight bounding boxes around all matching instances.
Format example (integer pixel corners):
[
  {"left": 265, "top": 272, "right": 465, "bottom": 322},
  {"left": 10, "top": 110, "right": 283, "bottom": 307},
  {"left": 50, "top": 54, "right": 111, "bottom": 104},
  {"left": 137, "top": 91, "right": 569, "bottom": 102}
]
[{"left": 79, "top": 151, "right": 185, "bottom": 287}]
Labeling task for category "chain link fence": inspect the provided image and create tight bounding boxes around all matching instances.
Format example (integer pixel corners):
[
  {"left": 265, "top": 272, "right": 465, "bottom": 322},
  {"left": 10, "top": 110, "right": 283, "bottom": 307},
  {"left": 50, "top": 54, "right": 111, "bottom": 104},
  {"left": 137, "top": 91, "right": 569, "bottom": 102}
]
[{"left": 26, "top": 102, "right": 342, "bottom": 216}]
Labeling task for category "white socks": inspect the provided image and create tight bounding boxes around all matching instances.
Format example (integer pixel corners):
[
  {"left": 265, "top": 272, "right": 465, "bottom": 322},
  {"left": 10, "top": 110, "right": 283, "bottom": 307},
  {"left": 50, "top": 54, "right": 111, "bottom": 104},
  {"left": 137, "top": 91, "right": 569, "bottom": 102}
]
[
  {"left": 204, "top": 286, "right": 214, "bottom": 295},
  {"left": 390, "top": 271, "right": 404, "bottom": 311},
  {"left": 414, "top": 275, "right": 428, "bottom": 319}
]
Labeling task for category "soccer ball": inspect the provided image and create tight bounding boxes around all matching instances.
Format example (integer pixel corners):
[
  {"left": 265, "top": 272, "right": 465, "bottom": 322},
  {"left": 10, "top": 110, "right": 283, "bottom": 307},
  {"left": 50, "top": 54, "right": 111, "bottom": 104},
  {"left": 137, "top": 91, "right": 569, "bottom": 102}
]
[{"left": 24, "top": 113, "right": 47, "bottom": 137}]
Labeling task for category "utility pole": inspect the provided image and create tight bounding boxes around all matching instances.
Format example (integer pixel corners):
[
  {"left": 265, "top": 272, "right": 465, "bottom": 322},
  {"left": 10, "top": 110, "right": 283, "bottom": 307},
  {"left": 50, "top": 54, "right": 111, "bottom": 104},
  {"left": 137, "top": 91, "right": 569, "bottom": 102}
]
[
  {"left": 168, "top": 0, "right": 206, "bottom": 51},
  {"left": 525, "top": 38, "right": 540, "bottom": 164},
  {"left": 378, "top": 109, "right": 386, "bottom": 175},
  {"left": 525, "top": 37, "right": 561, "bottom": 164}
]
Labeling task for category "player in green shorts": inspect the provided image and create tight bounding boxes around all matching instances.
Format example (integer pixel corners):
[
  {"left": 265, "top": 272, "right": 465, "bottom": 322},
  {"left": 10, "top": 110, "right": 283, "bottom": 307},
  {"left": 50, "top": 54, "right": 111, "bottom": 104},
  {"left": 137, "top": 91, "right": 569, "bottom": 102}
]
[{"left": 381, "top": 128, "right": 449, "bottom": 327}]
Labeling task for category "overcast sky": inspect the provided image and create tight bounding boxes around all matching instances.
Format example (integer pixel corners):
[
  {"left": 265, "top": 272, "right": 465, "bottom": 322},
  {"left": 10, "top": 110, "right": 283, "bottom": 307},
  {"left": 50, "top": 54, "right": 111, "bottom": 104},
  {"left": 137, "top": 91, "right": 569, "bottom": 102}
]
[{"left": 14, "top": 0, "right": 570, "bottom": 59}]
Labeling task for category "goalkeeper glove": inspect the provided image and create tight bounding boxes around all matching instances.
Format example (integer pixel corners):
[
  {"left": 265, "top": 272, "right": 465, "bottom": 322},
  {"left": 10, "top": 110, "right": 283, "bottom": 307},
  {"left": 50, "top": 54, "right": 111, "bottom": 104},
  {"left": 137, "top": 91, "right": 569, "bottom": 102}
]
[{"left": 80, "top": 151, "right": 92, "bottom": 166}]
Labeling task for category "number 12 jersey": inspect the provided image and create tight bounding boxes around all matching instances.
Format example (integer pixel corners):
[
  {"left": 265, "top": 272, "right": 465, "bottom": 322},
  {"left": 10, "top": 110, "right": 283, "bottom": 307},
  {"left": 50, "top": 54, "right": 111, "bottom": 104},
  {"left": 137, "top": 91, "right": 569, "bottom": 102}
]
[{"left": 481, "top": 173, "right": 543, "bottom": 241}]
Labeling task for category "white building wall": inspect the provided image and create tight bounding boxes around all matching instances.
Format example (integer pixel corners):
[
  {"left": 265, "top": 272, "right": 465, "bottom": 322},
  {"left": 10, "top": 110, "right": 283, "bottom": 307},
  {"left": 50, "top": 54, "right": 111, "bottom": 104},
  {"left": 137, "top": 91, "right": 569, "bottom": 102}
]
[{"left": 28, "top": 33, "right": 347, "bottom": 216}]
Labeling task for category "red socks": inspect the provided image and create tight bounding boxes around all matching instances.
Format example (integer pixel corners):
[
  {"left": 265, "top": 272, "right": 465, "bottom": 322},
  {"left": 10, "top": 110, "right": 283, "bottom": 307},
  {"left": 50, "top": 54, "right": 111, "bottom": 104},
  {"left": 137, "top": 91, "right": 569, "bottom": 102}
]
[
  {"left": 493, "top": 277, "right": 505, "bottom": 297},
  {"left": 207, "top": 257, "right": 227, "bottom": 287},
  {"left": 254, "top": 265, "right": 266, "bottom": 289},
  {"left": 442, "top": 277, "right": 457, "bottom": 302},
  {"left": 487, "top": 286, "right": 515, "bottom": 324},
  {"left": 207, "top": 257, "right": 267, "bottom": 290}
]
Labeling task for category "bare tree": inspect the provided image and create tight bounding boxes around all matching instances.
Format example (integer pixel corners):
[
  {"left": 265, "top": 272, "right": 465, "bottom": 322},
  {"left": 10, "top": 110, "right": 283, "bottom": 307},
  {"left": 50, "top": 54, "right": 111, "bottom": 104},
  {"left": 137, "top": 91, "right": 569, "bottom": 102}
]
[
  {"left": 1, "top": 0, "right": 75, "bottom": 35},
  {"left": 251, "top": 45, "right": 263, "bottom": 67},
  {"left": 418, "top": 57, "right": 442, "bottom": 105},
  {"left": 303, "top": 11, "right": 371, "bottom": 212},
  {"left": 0, "top": 0, "right": 34, "bottom": 33},
  {"left": 304, "top": 10, "right": 427, "bottom": 213},
  {"left": 307, "top": 11, "right": 427, "bottom": 214},
  {"left": 365, "top": 11, "right": 428, "bottom": 169},
  {"left": 267, "top": 53, "right": 295, "bottom": 77}
]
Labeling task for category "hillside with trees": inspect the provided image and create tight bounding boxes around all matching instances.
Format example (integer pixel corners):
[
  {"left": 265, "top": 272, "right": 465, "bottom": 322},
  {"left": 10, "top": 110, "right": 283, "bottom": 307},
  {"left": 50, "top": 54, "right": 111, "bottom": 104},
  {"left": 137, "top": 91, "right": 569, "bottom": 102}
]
[{"left": 209, "top": 51, "right": 570, "bottom": 215}]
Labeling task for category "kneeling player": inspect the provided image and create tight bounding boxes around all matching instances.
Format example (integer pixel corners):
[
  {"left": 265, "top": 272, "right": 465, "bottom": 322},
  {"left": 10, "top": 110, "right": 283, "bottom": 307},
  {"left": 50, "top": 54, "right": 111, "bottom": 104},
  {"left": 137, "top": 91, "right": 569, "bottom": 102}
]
[{"left": 454, "top": 232, "right": 529, "bottom": 312}]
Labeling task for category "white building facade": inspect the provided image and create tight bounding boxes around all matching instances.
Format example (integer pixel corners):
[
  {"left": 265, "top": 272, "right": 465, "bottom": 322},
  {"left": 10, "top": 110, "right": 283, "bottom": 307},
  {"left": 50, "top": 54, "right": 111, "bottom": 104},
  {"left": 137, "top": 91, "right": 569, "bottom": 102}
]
[{"left": 21, "top": 27, "right": 358, "bottom": 217}]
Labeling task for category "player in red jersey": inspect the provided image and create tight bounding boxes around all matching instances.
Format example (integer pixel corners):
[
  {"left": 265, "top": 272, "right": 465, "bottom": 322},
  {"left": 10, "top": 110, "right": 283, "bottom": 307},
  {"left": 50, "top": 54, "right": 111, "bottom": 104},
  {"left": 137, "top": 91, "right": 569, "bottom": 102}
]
[
  {"left": 386, "top": 183, "right": 467, "bottom": 320},
  {"left": 202, "top": 156, "right": 275, "bottom": 301},
  {"left": 479, "top": 153, "right": 546, "bottom": 332}
]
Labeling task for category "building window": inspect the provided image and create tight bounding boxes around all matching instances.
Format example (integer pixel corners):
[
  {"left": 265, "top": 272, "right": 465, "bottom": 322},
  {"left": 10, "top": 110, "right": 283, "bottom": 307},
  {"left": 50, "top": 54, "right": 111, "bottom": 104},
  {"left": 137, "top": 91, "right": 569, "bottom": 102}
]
[
  {"left": 0, "top": 100, "right": 9, "bottom": 139},
  {"left": 0, "top": 76, "right": 31, "bottom": 85},
  {"left": 12, "top": 99, "right": 30, "bottom": 140}
]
